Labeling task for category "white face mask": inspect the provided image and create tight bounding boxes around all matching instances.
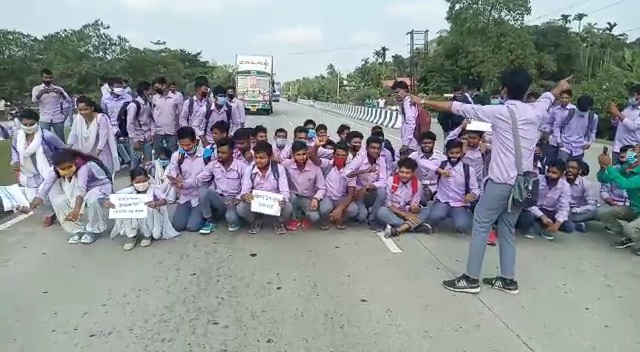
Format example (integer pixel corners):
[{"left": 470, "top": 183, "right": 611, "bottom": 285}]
[
  {"left": 113, "top": 87, "right": 124, "bottom": 95},
  {"left": 21, "top": 123, "right": 39, "bottom": 134},
  {"left": 133, "top": 181, "right": 150, "bottom": 192}
]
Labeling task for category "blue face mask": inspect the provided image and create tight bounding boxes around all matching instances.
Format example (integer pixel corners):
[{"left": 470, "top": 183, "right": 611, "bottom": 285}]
[
  {"left": 307, "top": 129, "right": 316, "bottom": 140},
  {"left": 158, "top": 159, "right": 170, "bottom": 168},
  {"left": 216, "top": 96, "right": 227, "bottom": 105},
  {"left": 625, "top": 151, "right": 637, "bottom": 164},
  {"left": 628, "top": 97, "right": 638, "bottom": 107},
  {"left": 179, "top": 146, "right": 196, "bottom": 155}
]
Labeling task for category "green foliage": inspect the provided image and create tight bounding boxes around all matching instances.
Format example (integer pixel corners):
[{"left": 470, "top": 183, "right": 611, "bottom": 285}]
[
  {"left": 0, "top": 20, "right": 233, "bottom": 102},
  {"left": 284, "top": 0, "right": 640, "bottom": 140}
]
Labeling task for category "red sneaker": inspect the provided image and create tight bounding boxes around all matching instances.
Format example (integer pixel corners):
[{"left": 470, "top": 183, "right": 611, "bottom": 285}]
[
  {"left": 487, "top": 230, "right": 497, "bottom": 246},
  {"left": 284, "top": 220, "right": 299, "bottom": 232}
]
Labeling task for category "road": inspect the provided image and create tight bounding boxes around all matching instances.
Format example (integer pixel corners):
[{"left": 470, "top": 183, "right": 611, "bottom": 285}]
[{"left": 1, "top": 101, "right": 638, "bottom": 352}]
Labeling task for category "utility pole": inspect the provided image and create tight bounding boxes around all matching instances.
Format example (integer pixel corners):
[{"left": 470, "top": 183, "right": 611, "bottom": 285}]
[
  {"left": 406, "top": 30, "right": 429, "bottom": 94},
  {"left": 336, "top": 70, "right": 341, "bottom": 102}
]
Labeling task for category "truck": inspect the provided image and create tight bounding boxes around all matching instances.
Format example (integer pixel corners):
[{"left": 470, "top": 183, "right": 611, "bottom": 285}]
[
  {"left": 273, "top": 82, "right": 281, "bottom": 102},
  {"left": 235, "top": 54, "right": 274, "bottom": 115}
]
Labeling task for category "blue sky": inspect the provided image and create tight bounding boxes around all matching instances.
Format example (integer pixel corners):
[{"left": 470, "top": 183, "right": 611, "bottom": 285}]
[{"left": 3, "top": 0, "right": 638, "bottom": 82}]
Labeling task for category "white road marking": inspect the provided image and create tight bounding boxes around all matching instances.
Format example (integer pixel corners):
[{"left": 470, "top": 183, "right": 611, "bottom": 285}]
[
  {"left": 0, "top": 212, "right": 33, "bottom": 231},
  {"left": 376, "top": 231, "right": 403, "bottom": 253},
  {"left": 288, "top": 121, "right": 293, "bottom": 126}
]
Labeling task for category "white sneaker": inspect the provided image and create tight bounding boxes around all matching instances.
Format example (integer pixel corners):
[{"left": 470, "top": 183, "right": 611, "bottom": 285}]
[
  {"left": 140, "top": 237, "right": 152, "bottom": 247},
  {"left": 68, "top": 234, "right": 82, "bottom": 244},
  {"left": 80, "top": 233, "right": 96, "bottom": 244},
  {"left": 123, "top": 237, "right": 137, "bottom": 251}
]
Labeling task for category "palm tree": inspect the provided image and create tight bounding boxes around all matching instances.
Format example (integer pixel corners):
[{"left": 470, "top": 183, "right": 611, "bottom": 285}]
[
  {"left": 373, "top": 49, "right": 383, "bottom": 63},
  {"left": 559, "top": 14, "right": 572, "bottom": 26},
  {"left": 604, "top": 22, "right": 617, "bottom": 33},
  {"left": 573, "top": 13, "right": 588, "bottom": 32},
  {"left": 325, "top": 63, "right": 337, "bottom": 78}
]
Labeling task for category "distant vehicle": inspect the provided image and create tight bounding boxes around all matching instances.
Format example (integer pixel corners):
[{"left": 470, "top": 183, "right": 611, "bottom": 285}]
[
  {"left": 273, "top": 82, "right": 281, "bottom": 102},
  {"left": 235, "top": 54, "right": 274, "bottom": 115}
]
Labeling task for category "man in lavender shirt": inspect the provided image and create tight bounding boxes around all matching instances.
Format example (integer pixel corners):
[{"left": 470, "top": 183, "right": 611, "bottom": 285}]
[
  {"left": 421, "top": 68, "right": 571, "bottom": 295},
  {"left": 391, "top": 80, "right": 419, "bottom": 157},
  {"left": 152, "top": 76, "right": 182, "bottom": 153},
  {"left": 31, "top": 68, "right": 71, "bottom": 142},
  {"left": 101, "top": 77, "right": 133, "bottom": 166}
]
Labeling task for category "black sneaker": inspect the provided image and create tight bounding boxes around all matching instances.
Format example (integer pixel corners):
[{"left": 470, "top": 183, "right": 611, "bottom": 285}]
[
  {"left": 482, "top": 276, "right": 519, "bottom": 295},
  {"left": 442, "top": 274, "right": 480, "bottom": 294},
  {"left": 611, "top": 237, "right": 636, "bottom": 249}
]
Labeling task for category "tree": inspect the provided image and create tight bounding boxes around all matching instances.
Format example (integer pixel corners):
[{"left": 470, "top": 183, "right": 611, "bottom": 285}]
[{"left": 0, "top": 21, "right": 232, "bottom": 102}]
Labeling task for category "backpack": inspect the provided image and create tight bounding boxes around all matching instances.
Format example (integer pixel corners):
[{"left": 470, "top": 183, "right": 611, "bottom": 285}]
[
  {"left": 506, "top": 106, "right": 539, "bottom": 210},
  {"left": 391, "top": 174, "right": 419, "bottom": 196},
  {"left": 437, "top": 160, "right": 471, "bottom": 195},
  {"left": 187, "top": 97, "right": 212, "bottom": 125},
  {"left": 414, "top": 105, "right": 432, "bottom": 140},
  {"left": 117, "top": 100, "right": 141, "bottom": 137},
  {"left": 203, "top": 146, "right": 215, "bottom": 165},
  {"left": 560, "top": 109, "right": 596, "bottom": 139},
  {"left": 202, "top": 102, "right": 233, "bottom": 134},
  {"left": 383, "top": 138, "right": 396, "bottom": 162},
  {"left": 250, "top": 161, "right": 280, "bottom": 184}
]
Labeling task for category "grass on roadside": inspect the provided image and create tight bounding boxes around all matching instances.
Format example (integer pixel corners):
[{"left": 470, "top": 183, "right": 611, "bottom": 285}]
[{"left": 0, "top": 139, "right": 16, "bottom": 186}]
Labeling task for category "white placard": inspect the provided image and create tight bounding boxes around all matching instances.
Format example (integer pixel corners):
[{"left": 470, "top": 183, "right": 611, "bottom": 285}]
[
  {"left": 250, "top": 190, "right": 284, "bottom": 216},
  {"left": 108, "top": 194, "right": 151, "bottom": 219},
  {"left": 466, "top": 120, "right": 492, "bottom": 132},
  {"left": 0, "top": 184, "right": 30, "bottom": 211}
]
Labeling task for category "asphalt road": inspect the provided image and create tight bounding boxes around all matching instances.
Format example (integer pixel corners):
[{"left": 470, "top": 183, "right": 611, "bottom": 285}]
[{"left": 1, "top": 101, "right": 638, "bottom": 352}]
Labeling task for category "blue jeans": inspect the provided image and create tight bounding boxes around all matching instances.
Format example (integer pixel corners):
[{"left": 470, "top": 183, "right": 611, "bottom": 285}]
[
  {"left": 465, "top": 180, "right": 521, "bottom": 280},
  {"left": 557, "top": 149, "right": 584, "bottom": 162},
  {"left": 290, "top": 194, "right": 321, "bottom": 223},
  {"left": 426, "top": 201, "right": 473, "bottom": 233},
  {"left": 171, "top": 202, "right": 204, "bottom": 232},
  {"left": 516, "top": 209, "right": 574, "bottom": 234},
  {"left": 40, "top": 121, "right": 65, "bottom": 142},
  {"left": 376, "top": 206, "right": 429, "bottom": 229},
  {"left": 130, "top": 140, "right": 153, "bottom": 170},
  {"left": 356, "top": 187, "right": 386, "bottom": 222},
  {"left": 198, "top": 188, "right": 240, "bottom": 225}
]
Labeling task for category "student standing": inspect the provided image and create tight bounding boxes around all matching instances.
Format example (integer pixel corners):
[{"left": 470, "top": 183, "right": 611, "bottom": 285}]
[{"left": 31, "top": 68, "right": 71, "bottom": 141}]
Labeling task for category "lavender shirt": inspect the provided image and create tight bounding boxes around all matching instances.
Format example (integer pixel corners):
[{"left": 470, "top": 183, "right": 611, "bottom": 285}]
[
  {"left": 152, "top": 93, "right": 182, "bottom": 136},
  {"left": 384, "top": 176, "right": 421, "bottom": 211},
  {"left": 612, "top": 105, "right": 640, "bottom": 153},
  {"left": 434, "top": 161, "right": 480, "bottom": 207},
  {"left": 126, "top": 97, "right": 154, "bottom": 143},
  {"left": 165, "top": 149, "right": 205, "bottom": 206},
  {"left": 451, "top": 92, "right": 555, "bottom": 186},
  {"left": 38, "top": 162, "right": 113, "bottom": 199},
  {"left": 31, "top": 84, "right": 71, "bottom": 123},
  {"left": 547, "top": 104, "right": 576, "bottom": 146},
  {"left": 554, "top": 110, "right": 599, "bottom": 156},
  {"left": 344, "top": 153, "right": 387, "bottom": 190},
  {"left": 567, "top": 176, "right": 597, "bottom": 214},
  {"left": 281, "top": 159, "right": 327, "bottom": 199},
  {"left": 399, "top": 96, "right": 419, "bottom": 150},
  {"left": 180, "top": 96, "right": 208, "bottom": 136},
  {"left": 528, "top": 175, "right": 571, "bottom": 223},
  {"left": 195, "top": 159, "right": 248, "bottom": 197},
  {"left": 101, "top": 94, "right": 132, "bottom": 128},
  {"left": 408, "top": 151, "right": 446, "bottom": 192},
  {"left": 240, "top": 162, "right": 290, "bottom": 202},
  {"left": 319, "top": 159, "right": 356, "bottom": 201}
]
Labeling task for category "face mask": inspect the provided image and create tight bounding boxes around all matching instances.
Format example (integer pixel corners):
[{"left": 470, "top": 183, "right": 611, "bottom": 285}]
[
  {"left": 113, "top": 87, "right": 124, "bottom": 95},
  {"left": 133, "top": 181, "right": 150, "bottom": 192},
  {"left": 307, "top": 129, "right": 316, "bottom": 140},
  {"left": 628, "top": 97, "right": 638, "bottom": 107},
  {"left": 158, "top": 159, "right": 170, "bottom": 168},
  {"left": 275, "top": 139, "right": 287, "bottom": 148},
  {"left": 179, "top": 146, "right": 196, "bottom": 155},
  {"left": 57, "top": 166, "right": 77, "bottom": 178},
  {"left": 42, "top": 80, "right": 52, "bottom": 86},
  {"left": 227, "top": 93, "right": 235, "bottom": 100},
  {"left": 625, "top": 151, "right": 637, "bottom": 163},
  {"left": 216, "top": 97, "right": 227, "bottom": 105},
  {"left": 448, "top": 157, "right": 460, "bottom": 165},
  {"left": 155, "top": 88, "right": 164, "bottom": 95},
  {"left": 21, "top": 123, "right": 39, "bottom": 134},
  {"left": 334, "top": 157, "right": 347, "bottom": 169}
]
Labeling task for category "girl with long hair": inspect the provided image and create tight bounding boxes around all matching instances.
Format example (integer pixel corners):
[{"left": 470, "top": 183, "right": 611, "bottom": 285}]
[
  {"left": 68, "top": 96, "right": 120, "bottom": 176},
  {"left": 20, "top": 149, "right": 113, "bottom": 244}
]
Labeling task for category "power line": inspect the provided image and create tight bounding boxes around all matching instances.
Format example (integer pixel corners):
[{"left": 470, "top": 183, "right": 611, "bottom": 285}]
[
  {"left": 586, "top": 0, "right": 629, "bottom": 15},
  {"left": 525, "top": 0, "right": 595, "bottom": 24}
]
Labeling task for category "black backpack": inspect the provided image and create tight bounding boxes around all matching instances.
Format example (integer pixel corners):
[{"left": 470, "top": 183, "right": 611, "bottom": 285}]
[
  {"left": 189, "top": 98, "right": 233, "bottom": 132},
  {"left": 116, "top": 100, "right": 141, "bottom": 138},
  {"left": 437, "top": 160, "right": 471, "bottom": 195},
  {"left": 560, "top": 109, "right": 596, "bottom": 139},
  {"left": 250, "top": 161, "right": 280, "bottom": 184}
]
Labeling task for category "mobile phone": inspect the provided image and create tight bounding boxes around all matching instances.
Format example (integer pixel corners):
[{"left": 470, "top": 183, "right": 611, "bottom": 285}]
[{"left": 602, "top": 146, "right": 609, "bottom": 155}]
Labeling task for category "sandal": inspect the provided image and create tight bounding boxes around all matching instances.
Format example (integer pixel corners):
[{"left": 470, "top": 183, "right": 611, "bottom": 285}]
[
  {"left": 336, "top": 224, "right": 347, "bottom": 230},
  {"left": 274, "top": 222, "right": 287, "bottom": 235},
  {"left": 248, "top": 221, "right": 262, "bottom": 235},
  {"left": 319, "top": 224, "right": 330, "bottom": 231}
]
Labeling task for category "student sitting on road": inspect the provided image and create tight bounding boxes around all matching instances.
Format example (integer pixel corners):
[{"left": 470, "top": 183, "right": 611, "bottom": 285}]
[
  {"left": 565, "top": 158, "right": 598, "bottom": 232},
  {"left": 443, "top": 119, "right": 490, "bottom": 192},
  {"left": 303, "top": 119, "right": 317, "bottom": 142},
  {"left": 276, "top": 126, "right": 310, "bottom": 160},
  {"left": 143, "top": 146, "right": 176, "bottom": 204},
  {"left": 315, "top": 124, "right": 333, "bottom": 159},
  {"left": 254, "top": 125, "right": 268, "bottom": 142},
  {"left": 370, "top": 125, "right": 395, "bottom": 174},
  {"left": 408, "top": 131, "right": 446, "bottom": 204},
  {"left": 272, "top": 127, "right": 289, "bottom": 160},
  {"left": 308, "top": 141, "right": 358, "bottom": 230},
  {"left": 232, "top": 128, "right": 254, "bottom": 164},
  {"left": 377, "top": 157, "right": 430, "bottom": 238},
  {"left": 11, "top": 109, "right": 65, "bottom": 227},
  {"left": 595, "top": 149, "right": 640, "bottom": 256},
  {"left": 104, "top": 167, "right": 179, "bottom": 251},
  {"left": 281, "top": 141, "right": 327, "bottom": 231},
  {"left": 336, "top": 124, "right": 350, "bottom": 143},
  {"left": 599, "top": 145, "right": 631, "bottom": 208},
  {"left": 515, "top": 158, "right": 572, "bottom": 240},
  {"left": 344, "top": 136, "right": 388, "bottom": 228},
  {"left": 237, "top": 141, "right": 292, "bottom": 235},
  {"left": 203, "top": 120, "right": 231, "bottom": 161},
  {"left": 165, "top": 127, "right": 205, "bottom": 232},
  {"left": 425, "top": 139, "right": 479, "bottom": 234},
  {"left": 20, "top": 149, "right": 113, "bottom": 245},
  {"left": 196, "top": 137, "right": 248, "bottom": 234},
  {"left": 344, "top": 130, "right": 365, "bottom": 162}
]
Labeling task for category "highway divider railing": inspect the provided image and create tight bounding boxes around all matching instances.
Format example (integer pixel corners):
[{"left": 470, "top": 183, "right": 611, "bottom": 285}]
[{"left": 297, "top": 100, "right": 401, "bottom": 129}]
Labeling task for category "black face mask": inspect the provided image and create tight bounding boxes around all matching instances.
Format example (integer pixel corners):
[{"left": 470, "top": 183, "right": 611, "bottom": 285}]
[
  {"left": 227, "top": 93, "right": 235, "bottom": 100},
  {"left": 155, "top": 88, "right": 164, "bottom": 95},
  {"left": 42, "top": 80, "right": 52, "bottom": 86},
  {"left": 448, "top": 157, "right": 461, "bottom": 165}
]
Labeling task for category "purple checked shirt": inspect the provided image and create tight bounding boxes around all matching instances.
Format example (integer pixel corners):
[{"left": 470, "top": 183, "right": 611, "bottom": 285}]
[
  {"left": 152, "top": 92, "right": 182, "bottom": 135},
  {"left": 195, "top": 159, "right": 248, "bottom": 197},
  {"left": 450, "top": 92, "right": 555, "bottom": 186},
  {"left": 180, "top": 96, "right": 209, "bottom": 137},
  {"left": 554, "top": 110, "right": 598, "bottom": 156},
  {"left": 165, "top": 149, "right": 205, "bottom": 206},
  {"left": 126, "top": 97, "right": 154, "bottom": 143},
  {"left": 384, "top": 176, "right": 421, "bottom": 211},
  {"left": 399, "top": 96, "right": 419, "bottom": 150},
  {"left": 240, "top": 162, "right": 290, "bottom": 202},
  {"left": 281, "top": 159, "right": 327, "bottom": 199},
  {"left": 319, "top": 159, "right": 356, "bottom": 201},
  {"left": 612, "top": 105, "right": 640, "bottom": 153},
  {"left": 567, "top": 176, "right": 597, "bottom": 214},
  {"left": 434, "top": 161, "right": 480, "bottom": 207},
  {"left": 201, "top": 106, "right": 229, "bottom": 145},
  {"left": 408, "top": 150, "right": 446, "bottom": 192},
  {"left": 344, "top": 153, "right": 387, "bottom": 190},
  {"left": 528, "top": 175, "right": 571, "bottom": 223},
  {"left": 546, "top": 103, "right": 576, "bottom": 146},
  {"left": 31, "top": 84, "right": 71, "bottom": 123},
  {"left": 101, "top": 94, "right": 132, "bottom": 129}
]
